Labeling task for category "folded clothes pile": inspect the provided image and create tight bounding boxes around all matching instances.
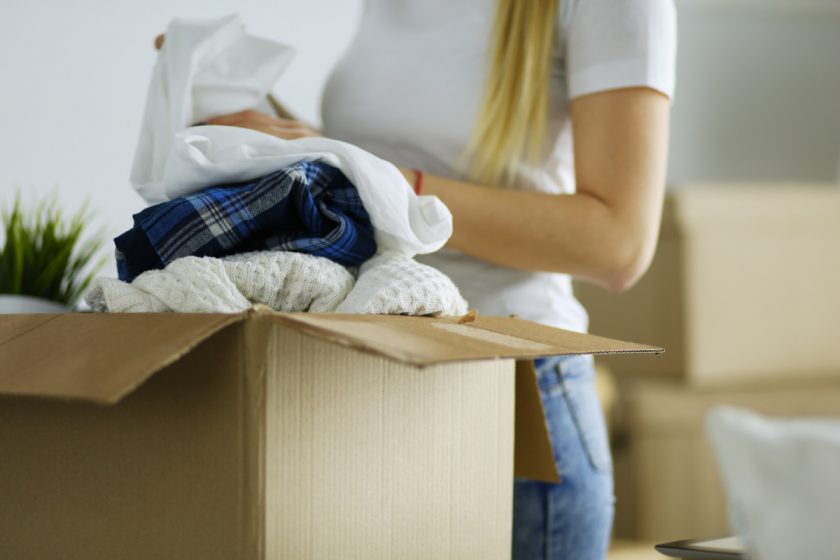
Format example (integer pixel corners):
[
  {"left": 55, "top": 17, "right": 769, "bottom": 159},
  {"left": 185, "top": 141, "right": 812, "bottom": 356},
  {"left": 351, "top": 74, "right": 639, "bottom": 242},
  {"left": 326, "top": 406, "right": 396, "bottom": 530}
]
[{"left": 88, "top": 14, "right": 466, "bottom": 317}]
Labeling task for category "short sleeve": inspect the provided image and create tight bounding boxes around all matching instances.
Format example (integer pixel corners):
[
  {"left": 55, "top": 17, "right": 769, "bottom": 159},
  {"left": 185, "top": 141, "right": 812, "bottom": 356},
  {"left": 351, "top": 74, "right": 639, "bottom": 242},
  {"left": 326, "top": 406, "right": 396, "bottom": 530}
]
[{"left": 563, "top": 0, "right": 677, "bottom": 100}]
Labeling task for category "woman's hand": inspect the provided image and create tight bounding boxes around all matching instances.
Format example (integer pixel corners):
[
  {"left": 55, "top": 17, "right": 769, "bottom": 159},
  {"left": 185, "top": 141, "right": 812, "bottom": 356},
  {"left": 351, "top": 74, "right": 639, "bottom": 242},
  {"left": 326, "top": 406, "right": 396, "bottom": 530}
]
[{"left": 205, "top": 110, "right": 322, "bottom": 140}]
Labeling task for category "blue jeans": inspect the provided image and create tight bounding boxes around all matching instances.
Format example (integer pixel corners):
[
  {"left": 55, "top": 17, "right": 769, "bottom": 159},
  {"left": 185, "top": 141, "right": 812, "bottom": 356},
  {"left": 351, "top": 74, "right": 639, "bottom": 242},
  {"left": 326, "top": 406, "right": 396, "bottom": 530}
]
[{"left": 512, "top": 355, "right": 615, "bottom": 559}]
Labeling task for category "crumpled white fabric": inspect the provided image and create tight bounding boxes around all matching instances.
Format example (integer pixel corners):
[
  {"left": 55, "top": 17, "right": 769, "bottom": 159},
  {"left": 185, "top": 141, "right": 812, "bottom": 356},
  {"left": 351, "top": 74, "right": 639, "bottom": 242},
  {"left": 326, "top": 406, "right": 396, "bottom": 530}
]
[
  {"left": 707, "top": 406, "right": 840, "bottom": 560},
  {"left": 131, "top": 14, "right": 452, "bottom": 256},
  {"left": 86, "top": 251, "right": 468, "bottom": 317},
  {"left": 86, "top": 251, "right": 355, "bottom": 314},
  {"left": 130, "top": 14, "right": 294, "bottom": 194},
  {"left": 336, "top": 252, "right": 468, "bottom": 316}
]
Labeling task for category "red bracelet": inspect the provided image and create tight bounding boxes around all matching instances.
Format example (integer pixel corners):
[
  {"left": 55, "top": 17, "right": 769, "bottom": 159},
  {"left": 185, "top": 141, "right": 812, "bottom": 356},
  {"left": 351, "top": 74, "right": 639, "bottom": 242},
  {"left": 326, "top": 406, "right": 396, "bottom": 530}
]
[{"left": 412, "top": 169, "right": 424, "bottom": 195}]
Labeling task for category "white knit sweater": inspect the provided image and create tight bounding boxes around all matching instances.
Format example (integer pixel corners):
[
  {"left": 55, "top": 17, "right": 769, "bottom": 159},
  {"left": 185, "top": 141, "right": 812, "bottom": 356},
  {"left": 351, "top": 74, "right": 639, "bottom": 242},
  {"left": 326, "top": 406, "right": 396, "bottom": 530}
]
[{"left": 87, "top": 251, "right": 468, "bottom": 317}]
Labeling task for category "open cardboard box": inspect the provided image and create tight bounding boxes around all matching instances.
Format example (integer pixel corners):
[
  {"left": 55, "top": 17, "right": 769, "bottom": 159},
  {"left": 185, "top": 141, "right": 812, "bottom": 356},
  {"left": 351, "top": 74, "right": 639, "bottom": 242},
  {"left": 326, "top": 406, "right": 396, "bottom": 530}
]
[{"left": 0, "top": 308, "right": 660, "bottom": 559}]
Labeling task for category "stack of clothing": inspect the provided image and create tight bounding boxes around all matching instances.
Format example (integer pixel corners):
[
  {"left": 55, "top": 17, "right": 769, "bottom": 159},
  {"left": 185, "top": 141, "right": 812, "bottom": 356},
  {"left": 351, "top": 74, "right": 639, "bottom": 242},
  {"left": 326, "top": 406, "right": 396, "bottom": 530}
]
[
  {"left": 89, "top": 163, "right": 467, "bottom": 316},
  {"left": 88, "top": 15, "right": 466, "bottom": 317}
]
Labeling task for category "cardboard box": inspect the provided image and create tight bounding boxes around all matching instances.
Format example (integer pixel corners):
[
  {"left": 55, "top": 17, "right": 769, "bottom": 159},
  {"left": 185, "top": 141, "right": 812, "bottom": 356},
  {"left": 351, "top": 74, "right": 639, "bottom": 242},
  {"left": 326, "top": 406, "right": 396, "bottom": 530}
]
[
  {"left": 0, "top": 309, "right": 657, "bottom": 560},
  {"left": 612, "top": 376, "right": 840, "bottom": 541},
  {"left": 575, "top": 184, "right": 840, "bottom": 387}
]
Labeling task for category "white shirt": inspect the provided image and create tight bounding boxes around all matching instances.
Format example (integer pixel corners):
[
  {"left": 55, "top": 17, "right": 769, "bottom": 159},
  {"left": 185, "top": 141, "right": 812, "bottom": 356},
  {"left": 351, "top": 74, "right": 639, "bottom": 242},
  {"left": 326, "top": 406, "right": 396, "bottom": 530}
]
[{"left": 322, "top": 0, "right": 677, "bottom": 332}]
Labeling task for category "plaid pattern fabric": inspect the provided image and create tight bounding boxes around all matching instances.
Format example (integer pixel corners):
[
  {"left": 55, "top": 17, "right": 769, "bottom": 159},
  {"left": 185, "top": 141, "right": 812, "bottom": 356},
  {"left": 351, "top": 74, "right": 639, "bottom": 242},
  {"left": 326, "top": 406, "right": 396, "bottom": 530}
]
[{"left": 115, "top": 162, "right": 376, "bottom": 282}]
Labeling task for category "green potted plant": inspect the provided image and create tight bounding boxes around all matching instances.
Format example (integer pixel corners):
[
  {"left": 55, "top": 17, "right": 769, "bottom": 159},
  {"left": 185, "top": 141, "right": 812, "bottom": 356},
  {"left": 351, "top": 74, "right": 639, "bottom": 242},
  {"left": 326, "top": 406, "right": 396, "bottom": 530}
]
[{"left": 0, "top": 194, "right": 106, "bottom": 313}]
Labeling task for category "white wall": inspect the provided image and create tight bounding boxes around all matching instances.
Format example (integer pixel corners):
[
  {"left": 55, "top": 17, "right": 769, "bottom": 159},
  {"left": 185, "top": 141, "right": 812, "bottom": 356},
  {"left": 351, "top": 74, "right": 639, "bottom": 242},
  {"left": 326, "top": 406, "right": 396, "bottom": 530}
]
[
  {"left": 669, "top": 0, "right": 840, "bottom": 184},
  {"left": 0, "top": 0, "right": 362, "bottom": 277},
  {"left": 1, "top": 0, "right": 838, "bottom": 279}
]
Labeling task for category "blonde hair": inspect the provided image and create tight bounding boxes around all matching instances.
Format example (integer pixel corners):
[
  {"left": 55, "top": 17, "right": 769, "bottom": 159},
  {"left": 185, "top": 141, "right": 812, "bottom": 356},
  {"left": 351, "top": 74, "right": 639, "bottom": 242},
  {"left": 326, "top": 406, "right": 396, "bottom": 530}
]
[{"left": 464, "top": 0, "right": 559, "bottom": 187}]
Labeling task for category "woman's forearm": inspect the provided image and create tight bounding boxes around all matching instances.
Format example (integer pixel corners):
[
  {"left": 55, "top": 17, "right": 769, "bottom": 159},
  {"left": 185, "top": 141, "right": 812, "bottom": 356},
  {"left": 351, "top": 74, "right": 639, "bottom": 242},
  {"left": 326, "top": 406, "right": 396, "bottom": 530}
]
[
  {"left": 402, "top": 88, "right": 670, "bottom": 292},
  {"left": 411, "top": 172, "right": 648, "bottom": 291}
]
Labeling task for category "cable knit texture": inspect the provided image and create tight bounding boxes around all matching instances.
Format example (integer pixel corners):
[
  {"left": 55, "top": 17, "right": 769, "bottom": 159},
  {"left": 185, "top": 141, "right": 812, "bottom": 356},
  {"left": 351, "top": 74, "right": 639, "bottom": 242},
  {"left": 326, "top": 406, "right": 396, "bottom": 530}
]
[
  {"left": 87, "top": 251, "right": 354, "bottom": 313},
  {"left": 336, "top": 252, "right": 468, "bottom": 316},
  {"left": 87, "top": 250, "right": 467, "bottom": 316}
]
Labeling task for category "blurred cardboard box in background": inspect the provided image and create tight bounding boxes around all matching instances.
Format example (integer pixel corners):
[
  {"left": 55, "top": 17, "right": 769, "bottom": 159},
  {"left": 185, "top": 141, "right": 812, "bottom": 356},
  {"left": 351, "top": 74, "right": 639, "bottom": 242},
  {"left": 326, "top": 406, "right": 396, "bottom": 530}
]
[
  {"left": 577, "top": 184, "right": 840, "bottom": 387},
  {"left": 611, "top": 376, "right": 840, "bottom": 541},
  {"left": 576, "top": 184, "right": 840, "bottom": 542}
]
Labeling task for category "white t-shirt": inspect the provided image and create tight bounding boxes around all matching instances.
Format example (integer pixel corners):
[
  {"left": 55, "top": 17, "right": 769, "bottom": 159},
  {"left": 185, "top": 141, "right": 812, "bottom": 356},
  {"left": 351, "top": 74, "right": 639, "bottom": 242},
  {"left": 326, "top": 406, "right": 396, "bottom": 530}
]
[{"left": 321, "top": 0, "right": 677, "bottom": 332}]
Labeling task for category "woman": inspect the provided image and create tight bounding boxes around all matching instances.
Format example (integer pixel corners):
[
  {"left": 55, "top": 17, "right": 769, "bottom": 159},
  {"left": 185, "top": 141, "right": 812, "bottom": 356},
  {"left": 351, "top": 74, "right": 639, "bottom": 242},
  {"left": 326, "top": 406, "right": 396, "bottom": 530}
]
[{"left": 199, "top": 0, "right": 676, "bottom": 557}]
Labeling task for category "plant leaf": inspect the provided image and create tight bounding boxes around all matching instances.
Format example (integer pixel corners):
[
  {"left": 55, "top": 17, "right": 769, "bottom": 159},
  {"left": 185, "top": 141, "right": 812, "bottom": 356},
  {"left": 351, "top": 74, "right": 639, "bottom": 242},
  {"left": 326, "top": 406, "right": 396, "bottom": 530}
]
[{"left": 0, "top": 191, "right": 108, "bottom": 305}]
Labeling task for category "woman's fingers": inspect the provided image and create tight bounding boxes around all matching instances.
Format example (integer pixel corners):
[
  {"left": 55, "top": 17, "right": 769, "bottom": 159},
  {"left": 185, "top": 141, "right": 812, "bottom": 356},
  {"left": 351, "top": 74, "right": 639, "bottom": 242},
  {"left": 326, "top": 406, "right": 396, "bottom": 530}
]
[
  {"left": 205, "top": 110, "right": 321, "bottom": 139},
  {"left": 154, "top": 34, "right": 165, "bottom": 51},
  {"left": 207, "top": 110, "right": 304, "bottom": 127},
  {"left": 206, "top": 109, "right": 269, "bottom": 126},
  {"left": 273, "top": 128, "right": 319, "bottom": 139},
  {"left": 272, "top": 117, "right": 307, "bottom": 128},
  {"left": 246, "top": 123, "right": 318, "bottom": 140}
]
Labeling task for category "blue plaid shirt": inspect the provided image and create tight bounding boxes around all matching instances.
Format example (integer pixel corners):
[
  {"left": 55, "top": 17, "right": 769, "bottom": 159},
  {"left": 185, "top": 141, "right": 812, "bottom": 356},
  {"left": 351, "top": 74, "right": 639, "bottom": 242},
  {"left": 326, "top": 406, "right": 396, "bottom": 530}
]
[{"left": 115, "top": 162, "right": 376, "bottom": 282}]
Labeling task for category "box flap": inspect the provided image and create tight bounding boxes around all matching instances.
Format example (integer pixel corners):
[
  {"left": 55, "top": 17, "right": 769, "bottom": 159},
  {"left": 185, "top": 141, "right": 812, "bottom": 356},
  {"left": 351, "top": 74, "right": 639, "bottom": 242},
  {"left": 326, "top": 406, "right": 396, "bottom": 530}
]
[
  {"left": 0, "top": 312, "right": 245, "bottom": 405},
  {"left": 270, "top": 312, "right": 662, "bottom": 366},
  {"left": 515, "top": 360, "right": 560, "bottom": 483},
  {"left": 0, "top": 309, "right": 660, "bottom": 406}
]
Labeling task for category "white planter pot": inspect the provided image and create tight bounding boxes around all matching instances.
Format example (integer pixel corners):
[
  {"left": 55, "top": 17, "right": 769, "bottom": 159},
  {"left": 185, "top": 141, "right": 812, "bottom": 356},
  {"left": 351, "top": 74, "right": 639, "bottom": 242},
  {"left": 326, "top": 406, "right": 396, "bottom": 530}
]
[{"left": 0, "top": 295, "right": 69, "bottom": 314}]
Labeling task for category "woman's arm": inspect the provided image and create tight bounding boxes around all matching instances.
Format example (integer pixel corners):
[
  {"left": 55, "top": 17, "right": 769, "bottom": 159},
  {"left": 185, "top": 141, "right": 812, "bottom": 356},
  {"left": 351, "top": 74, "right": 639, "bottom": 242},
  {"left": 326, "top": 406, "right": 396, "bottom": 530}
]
[
  {"left": 204, "top": 86, "right": 669, "bottom": 291},
  {"left": 405, "top": 87, "right": 671, "bottom": 292}
]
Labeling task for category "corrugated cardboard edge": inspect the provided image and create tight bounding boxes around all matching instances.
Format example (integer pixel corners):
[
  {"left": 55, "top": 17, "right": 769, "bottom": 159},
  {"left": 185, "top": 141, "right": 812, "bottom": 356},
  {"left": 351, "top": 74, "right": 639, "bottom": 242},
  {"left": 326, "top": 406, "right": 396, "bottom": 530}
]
[
  {"left": 240, "top": 311, "right": 271, "bottom": 560},
  {"left": 266, "top": 312, "right": 663, "bottom": 367}
]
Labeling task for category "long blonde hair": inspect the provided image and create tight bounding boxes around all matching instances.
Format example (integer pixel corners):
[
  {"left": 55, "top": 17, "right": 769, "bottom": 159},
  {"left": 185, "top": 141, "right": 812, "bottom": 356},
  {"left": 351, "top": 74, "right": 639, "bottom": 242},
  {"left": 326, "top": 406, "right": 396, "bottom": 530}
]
[{"left": 464, "top": 0, "right": 559, "bottom": 186}]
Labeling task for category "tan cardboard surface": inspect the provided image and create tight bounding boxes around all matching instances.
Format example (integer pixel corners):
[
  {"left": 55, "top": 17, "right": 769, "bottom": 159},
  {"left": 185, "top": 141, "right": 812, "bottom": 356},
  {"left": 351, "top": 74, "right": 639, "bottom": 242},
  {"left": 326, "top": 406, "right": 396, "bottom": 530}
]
[
  {"left": 0, "top": 324, "right": 255, "bottom": 559},
  {"left": 0, "top": 309, "right": 661, "bottom": 404},
  {"left": 263, "top": 324, "right": 515, "bottom": 558},
  {"left": 0, "top": 312, "right": 242, "bottom": 404}
]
